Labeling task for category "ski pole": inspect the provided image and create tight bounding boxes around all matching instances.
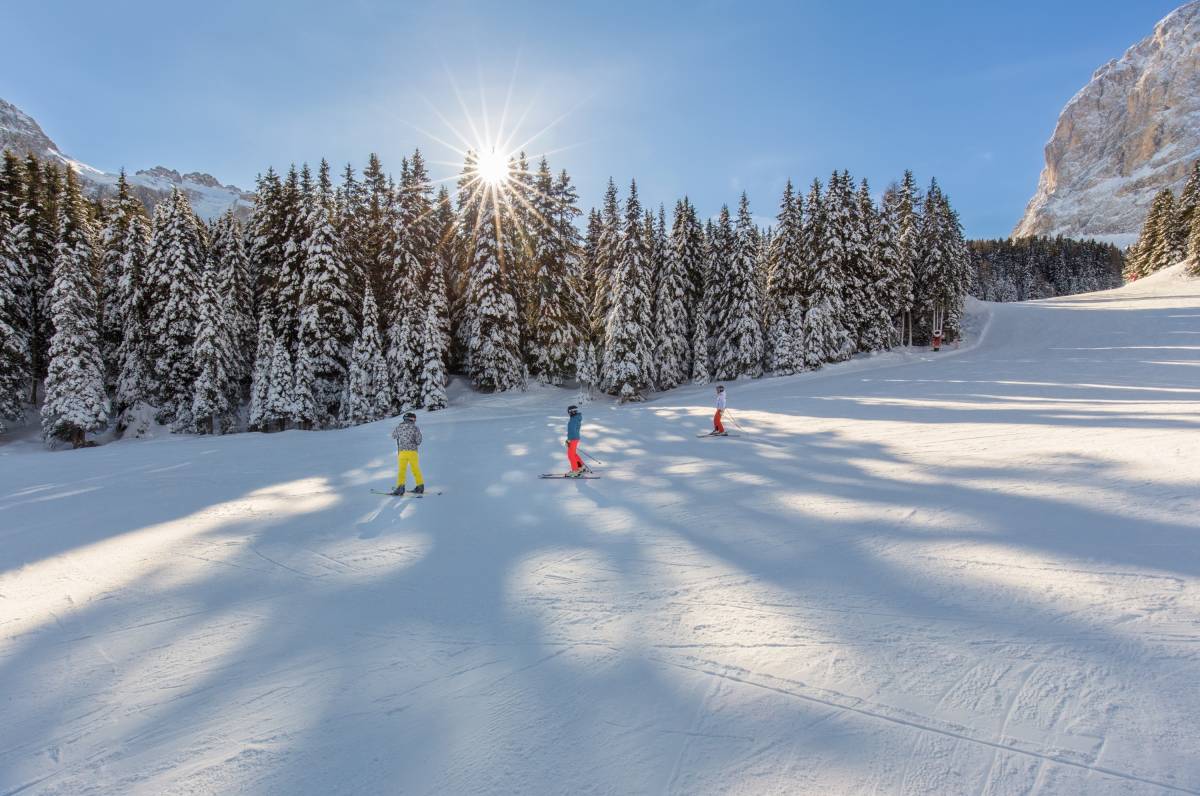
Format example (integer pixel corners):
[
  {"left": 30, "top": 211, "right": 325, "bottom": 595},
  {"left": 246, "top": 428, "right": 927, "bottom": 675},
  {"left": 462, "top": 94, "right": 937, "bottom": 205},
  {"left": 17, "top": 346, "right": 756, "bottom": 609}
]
[
  {"left": 580, "top": 449, "right": 605, "bottom": 465},
  {"left": 724, "top": 410, "right": 749, "bottom": 432}
]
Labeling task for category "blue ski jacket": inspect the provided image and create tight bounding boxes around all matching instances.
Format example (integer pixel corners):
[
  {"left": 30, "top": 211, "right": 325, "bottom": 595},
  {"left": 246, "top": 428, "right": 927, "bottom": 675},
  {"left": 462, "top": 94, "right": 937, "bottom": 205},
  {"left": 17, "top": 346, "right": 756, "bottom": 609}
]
[{"left": 566, "top": 413, "right": 582, "bottom": 441}]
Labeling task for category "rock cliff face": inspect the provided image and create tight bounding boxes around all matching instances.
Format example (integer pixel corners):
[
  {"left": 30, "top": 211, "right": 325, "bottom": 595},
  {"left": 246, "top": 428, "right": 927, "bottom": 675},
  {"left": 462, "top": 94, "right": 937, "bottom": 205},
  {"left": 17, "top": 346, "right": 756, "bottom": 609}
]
[
  {"left": 0, "top": 97, "right": 252, "bottom": 220},
  {"left": 1014, "top": 1, "right": 1200, "bottom": 246}
]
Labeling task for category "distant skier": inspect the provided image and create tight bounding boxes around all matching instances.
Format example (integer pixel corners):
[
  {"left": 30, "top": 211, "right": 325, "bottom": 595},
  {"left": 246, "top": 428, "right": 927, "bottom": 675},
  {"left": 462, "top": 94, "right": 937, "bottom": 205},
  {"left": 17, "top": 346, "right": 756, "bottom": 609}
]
[
  {"left": 710, "top": 385, "right": 727, "bottom": 436},
  {"left": 565, "top": 404, "right": 585, "bottom": 477},
  {"left": 390, "top": 411, "right": 424, "bottom": 496}
]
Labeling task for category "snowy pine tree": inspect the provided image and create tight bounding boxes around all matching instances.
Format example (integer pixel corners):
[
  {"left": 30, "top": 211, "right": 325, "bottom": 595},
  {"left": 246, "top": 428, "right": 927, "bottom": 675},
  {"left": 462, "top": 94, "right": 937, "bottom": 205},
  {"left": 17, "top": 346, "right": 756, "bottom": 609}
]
[
  {"left": 873, "top": 186, "right": 904, "bottom": 348},
  {"left": 0, "top": 152, "right": 30, "bottom": 430},
  {"left": 702, "top": 214, "right": 729, "bottom": 375},
  {"left": 671, "top": 197, "right": 706, "bottom": 378},
  {"left": 1155, "top": 188, "right": 1187, "bottom": 268},
  {"left": 190, "top": 266, "right": 235, "bottom": 434},
  {"left": 601, "top": 180, "right": 654, "bottom": 401},
  {"left": 1190, "top": 197, "right": 1200, "bottom": 271},
  {"left": 16, "top": 157, "right": 56, "bottom": 404},
  {"left": 415, "top": 231, "right": 450, "bottom": 411},
  {"left": 834, "top": 173, "right": 871, "bottom": 352},
  {"left": 508, "top": 152, "right": 538, "bottom": 347},
  {"left": 264, "top": 325, "right": 296, "bottom": 430},
  {"left": 462, "top": 169, "right": 525, "bottom": 392},
  {"left": 292, "top": 325, "right": 320, "bottom": 430},
  {"left": 913, "top": 180, "right": 970, "bottom": 342},
  {"left": 801, "top": 179, "right": 851, "bottom": 367},
  {"left": 112, "top": 200, "right": 152, "bottom": 421},
  {"left": 1128, "top": 189, "right": 1176, "bottom": 279},
  {"left": 417, "top": 297, "right": 448, "bottom": 411},
  {"left": 386, "top": 151, "right": 435, "bottom": 408},
  {"left": 554, "top": 169, "right": 588, "bottom": 346},
  {"left": 582, "top": 209, "right": 602, "bottom": 338},
  {"left": 766, "top": 181, "right": 805, "bottom": 375},
  {"left": 275, "top": 165, "right": 311, "bottom": 355},
  {"left": 1176, "top": 160, "right": 1200, "bottom": 247},
  {"left": 297, "top": 184, "right": 355, "bottom": 426},
  {"left": 451, "top": 151, "right": 481, "bottom": 367},
  {"left": 590, "top": 179, "right": 622, "bottom": 343},
  {"left": 346, "top": 285, "right": 393, "bottom": 424},
  {"left": 711, "top": 193, "right": 764, "bottom": 379},
  {"left": 41, "top": 169, "right": 107, "bottom": 448},
  {"left": 893, "top": 170, "right": 920, "bottom": 345},
  {"left": 145, "top": 189, "right": 205, "bottom": 427},
  {"left": 529, "top": 158, "right": 581, "bottom": 384},
  {"left": 854, "top": 178, "right": 893, "bottom": 352},
  {"left": 248, "top": 312, "right": 274, "bottom": 431},
  {"left": 209, "top": 210, "right": 254, "bottom": 400},
  {"left": 653, "top": 200, "right": 691, "bottom": 389},
  {"left": 0, "top": 201, "right": 27, "bottom": 431},
  {"left": 359, "top": 153, "right": 399, "bottom": 321},
  {"left": 690, "top": 307, "right": 710, "bottom": 384},
  {"left": 97, "top": 171, "right": 145, "bottom": 393},
  {"left": 247, "top": 168, "right": 287, "bottom": 330},
  {"left": 575, "top": 340, "right": 598, "bottom": 402}
]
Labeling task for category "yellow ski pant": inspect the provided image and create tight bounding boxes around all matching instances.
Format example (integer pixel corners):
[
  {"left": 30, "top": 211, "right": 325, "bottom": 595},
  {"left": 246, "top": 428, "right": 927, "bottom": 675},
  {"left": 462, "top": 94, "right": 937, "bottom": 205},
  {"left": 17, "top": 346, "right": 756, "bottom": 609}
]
[{"left": 397, "top": 450, "right": 423, "bottom": 487}]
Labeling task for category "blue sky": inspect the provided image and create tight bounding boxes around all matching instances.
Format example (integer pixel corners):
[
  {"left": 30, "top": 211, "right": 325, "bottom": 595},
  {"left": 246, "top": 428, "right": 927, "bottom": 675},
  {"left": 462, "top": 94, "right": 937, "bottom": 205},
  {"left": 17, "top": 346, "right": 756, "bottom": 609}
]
[{"left": 0, "top": 0, "right": 1184, "bottom": 237}]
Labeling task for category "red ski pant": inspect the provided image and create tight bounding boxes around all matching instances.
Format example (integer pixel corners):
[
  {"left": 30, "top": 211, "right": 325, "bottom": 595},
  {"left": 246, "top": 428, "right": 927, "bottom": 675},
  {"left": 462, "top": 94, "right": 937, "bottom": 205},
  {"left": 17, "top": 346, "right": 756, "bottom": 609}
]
[
  {"left": 713, "top": 410, "right": 724, "bottom": 433},
  {"left": 566, "top": 440, "right": 582, "bottom": 470}
]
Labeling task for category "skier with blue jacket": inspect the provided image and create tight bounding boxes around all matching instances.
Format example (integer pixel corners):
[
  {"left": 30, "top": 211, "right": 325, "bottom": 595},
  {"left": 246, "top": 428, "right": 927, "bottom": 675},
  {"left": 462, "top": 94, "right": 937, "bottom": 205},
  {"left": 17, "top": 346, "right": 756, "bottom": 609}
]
[{"left": 564, "top": 405, "right": 585, "bottom": 476}]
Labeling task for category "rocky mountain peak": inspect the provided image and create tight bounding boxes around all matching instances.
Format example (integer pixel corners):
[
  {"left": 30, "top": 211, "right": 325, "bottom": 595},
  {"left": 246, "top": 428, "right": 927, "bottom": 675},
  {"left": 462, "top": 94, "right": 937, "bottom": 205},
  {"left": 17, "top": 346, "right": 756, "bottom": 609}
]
[
  {"left": 0, "top": 97, "right": 253, "bottom": 220},
  {"left": 0, "top": 97, "right": 63, "bottom": 161},
  {"left": 1014, "top": 1, "right": 1200, "bottom": 245}
]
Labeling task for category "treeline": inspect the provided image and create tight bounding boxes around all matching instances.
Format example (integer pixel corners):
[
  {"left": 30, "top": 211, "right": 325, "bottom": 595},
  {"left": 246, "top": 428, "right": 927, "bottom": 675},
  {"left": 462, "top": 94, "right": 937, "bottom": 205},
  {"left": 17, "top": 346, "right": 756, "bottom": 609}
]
[
  {"left": 968, "top": 237, "right": 1123, "bottom": 302},
  {"left": 1126, "top": 159, "right": 1200, "bottom": 279},
  {"left": 0, "top": 147, "right": 971, "bottom": 446}
]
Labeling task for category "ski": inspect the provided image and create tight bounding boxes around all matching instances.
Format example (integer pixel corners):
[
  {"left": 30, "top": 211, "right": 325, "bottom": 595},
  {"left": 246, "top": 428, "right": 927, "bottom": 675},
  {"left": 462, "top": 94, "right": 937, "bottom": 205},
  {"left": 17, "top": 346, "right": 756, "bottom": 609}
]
[
  {"left": 696, "top": 433, "right": 740, "bottom": 438},
  {"left": 539, "top": 474, "right": 602, "bottom": 479},
  {"left": 370, "top": 489, "right": 442, "bottom": 497}
]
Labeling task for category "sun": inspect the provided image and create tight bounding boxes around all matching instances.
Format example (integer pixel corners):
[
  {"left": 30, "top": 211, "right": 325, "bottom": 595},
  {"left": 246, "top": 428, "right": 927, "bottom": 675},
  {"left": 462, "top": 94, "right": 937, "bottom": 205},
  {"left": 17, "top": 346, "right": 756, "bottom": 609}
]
[{"left": 476, "top": 148, "right": 509, "bottom": 186}]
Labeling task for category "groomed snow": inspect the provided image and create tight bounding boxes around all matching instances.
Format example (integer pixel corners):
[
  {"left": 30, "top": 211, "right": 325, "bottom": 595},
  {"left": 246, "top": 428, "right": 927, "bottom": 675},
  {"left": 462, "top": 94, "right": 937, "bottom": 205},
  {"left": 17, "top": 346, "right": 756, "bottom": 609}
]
[{"left": 2, "top": 267, "right": 1199, "bottom": 794}]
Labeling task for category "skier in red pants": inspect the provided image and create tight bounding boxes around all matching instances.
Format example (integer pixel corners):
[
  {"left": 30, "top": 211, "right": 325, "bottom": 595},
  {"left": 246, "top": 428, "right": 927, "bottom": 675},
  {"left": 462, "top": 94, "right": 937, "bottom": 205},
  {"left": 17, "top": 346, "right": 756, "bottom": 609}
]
[
  {"left": 565, "top": 405, "right": 585, "bottom": 476},
  {"left": 710, "top": 385, "right": 727, "bottom": 436}
]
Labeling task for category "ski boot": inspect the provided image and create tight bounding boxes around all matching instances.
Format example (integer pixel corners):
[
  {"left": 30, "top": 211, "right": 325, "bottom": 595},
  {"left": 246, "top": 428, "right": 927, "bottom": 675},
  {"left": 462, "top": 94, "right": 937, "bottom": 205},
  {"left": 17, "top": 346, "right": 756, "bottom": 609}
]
[
  {"left": 412, "top": 484, "right": 425, "bottom": 495},
  {"left": 391, "top": 485, "right": 405, "bottom": 496}
]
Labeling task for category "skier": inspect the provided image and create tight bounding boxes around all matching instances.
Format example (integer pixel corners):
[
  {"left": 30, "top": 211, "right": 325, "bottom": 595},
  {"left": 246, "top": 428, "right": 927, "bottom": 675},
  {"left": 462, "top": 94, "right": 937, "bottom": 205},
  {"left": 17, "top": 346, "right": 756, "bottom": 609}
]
[
  {"left": 565, "top": 404, "right": 585, "bottom": 477},
  {"left": 390, "top": 411, "right": 424, "bottom": 496},
  {"left": 710, "top": 385, "right": 727, "bottom": 436}
]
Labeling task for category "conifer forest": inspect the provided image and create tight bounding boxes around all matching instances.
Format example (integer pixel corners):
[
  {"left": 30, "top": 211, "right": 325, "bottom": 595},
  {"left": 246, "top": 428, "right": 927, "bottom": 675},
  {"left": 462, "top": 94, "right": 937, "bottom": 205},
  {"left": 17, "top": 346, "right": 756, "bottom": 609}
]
[{"left": 0, "top": 145, "right": 1034, "bottom": 444}]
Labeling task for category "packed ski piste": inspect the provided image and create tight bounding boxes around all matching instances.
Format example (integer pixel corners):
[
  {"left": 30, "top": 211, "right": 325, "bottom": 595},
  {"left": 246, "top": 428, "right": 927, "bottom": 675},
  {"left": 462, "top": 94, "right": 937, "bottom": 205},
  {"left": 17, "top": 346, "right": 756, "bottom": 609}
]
[{"left": 3, "top": 267, "right": 1200, "bottom": 793}]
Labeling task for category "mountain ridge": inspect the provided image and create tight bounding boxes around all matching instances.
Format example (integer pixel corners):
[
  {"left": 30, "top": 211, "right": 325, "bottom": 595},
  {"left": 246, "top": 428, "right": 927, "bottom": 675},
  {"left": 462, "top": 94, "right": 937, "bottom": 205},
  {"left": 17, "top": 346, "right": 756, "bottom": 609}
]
[{"left": 0, "top": 96, "right": 253, "bottom": 220}]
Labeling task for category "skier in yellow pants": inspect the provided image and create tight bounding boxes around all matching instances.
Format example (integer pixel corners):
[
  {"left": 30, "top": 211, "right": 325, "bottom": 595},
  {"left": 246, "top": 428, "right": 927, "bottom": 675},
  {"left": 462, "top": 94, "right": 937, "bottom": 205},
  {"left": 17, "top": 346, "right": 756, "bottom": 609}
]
[{"left": 390, "top": 411, "right": 424, "bottom": 496}]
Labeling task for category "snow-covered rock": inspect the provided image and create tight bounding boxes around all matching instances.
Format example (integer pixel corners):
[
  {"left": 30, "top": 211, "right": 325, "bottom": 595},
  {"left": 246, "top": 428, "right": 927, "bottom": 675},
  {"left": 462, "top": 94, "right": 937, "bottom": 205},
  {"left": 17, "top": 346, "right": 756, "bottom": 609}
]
[
  {"left": 0, "top": 96, "right": 252, "bottom": 220},
  {"left": 1014, "top": 1, "right": 1200, "bottom": 244}
]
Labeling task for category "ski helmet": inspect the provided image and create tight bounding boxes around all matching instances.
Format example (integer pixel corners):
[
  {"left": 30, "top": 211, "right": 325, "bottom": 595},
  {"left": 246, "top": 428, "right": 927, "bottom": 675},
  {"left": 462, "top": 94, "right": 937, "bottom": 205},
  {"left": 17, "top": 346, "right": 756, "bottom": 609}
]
[
  {"left": 716, "top": 384, "right": 725, "bottom": 392},
  {"left": 567, "top": 405, "right": 579, "bottom": 416},
  {"left": 403, "top": 411, "right": 417, "bottom": 422}
]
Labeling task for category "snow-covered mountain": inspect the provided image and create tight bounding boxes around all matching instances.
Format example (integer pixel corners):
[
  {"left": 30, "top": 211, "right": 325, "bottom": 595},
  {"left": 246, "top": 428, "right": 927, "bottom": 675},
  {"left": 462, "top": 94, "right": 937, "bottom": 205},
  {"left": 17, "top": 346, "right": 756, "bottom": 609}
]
[
  {"left": 1013, "top": 1, "right": 1200, "bottom": 246},
  {"left": 0, "top": 97, "right": 253, "bottom": 220}
]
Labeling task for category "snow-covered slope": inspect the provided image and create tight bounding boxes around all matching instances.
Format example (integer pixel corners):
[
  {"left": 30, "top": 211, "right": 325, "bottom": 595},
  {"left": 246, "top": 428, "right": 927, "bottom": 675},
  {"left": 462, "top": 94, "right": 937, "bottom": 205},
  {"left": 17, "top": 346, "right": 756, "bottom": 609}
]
[
  {"left": 2, "top": 270, "right": 1200, "bottom": 793},
  {"left": 1014, "top": 1, "right": 1200, "bottom": 245},
  {"left": 0, "top": 97, "right": 252, "bottom": 220}
]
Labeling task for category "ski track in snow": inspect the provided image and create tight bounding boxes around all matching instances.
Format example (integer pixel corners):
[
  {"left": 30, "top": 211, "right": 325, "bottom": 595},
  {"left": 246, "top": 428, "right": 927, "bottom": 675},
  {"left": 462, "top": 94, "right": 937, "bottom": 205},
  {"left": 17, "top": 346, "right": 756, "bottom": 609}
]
[{"left": 2, "top": 267, "right": 1200, "bottom": 794}]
